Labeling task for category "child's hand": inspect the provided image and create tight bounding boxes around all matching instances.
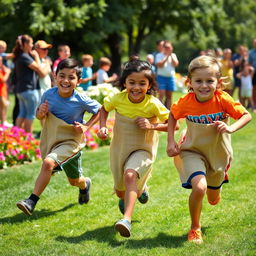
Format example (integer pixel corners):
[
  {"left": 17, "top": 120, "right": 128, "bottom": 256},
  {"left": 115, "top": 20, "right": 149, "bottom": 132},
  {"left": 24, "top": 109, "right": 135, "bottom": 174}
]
[
  {"left": 213, "top": 121, "right": 233, "bottom": 134},
  {"left": 135, "top": 117, "right": 152, "bottom": 130},
  {"left": 74, "top": 121, "right": 87, "bottom": 134},
  {"left": 166, "top": 141, "right": 180, "bottom": 157},
  {"left": 37, "top": 100, "right": 49, "bottom": 118},
  {"left": 97, "top": 127, "right": 109, "bottom": 140}
]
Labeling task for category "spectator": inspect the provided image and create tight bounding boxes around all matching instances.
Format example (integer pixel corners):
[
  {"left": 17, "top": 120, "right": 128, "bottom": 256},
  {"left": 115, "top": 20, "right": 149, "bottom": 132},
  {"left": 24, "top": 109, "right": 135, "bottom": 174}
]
[
  {"left": 52, "top": 44, "right": 71, "bottom": 74},
  {"left": 146, "top": 54, "right": 156, "bottom": 73},
  {"left": 79, "top": 54, "right": 97, "bottom": 91},
  {"left": 0, "top": 56, "right": 11, "bottom": 126},
  {"left": 155, "top": 40, "right": 179, "bottom": 109},
  {"left": 35, "top": 40, "right": 53, "bottom": 96},
  {"left": 96, "top": 57, "right": 117, "bottom": 84},
  {"left": 249, "top": 38, "right": 256, "bottom": 108},
  {"left": 221, "top": 48, "right": 233, "bottom": 95},
  {"left": 12, "top": 34, "right": 47, "bottom": 133}
]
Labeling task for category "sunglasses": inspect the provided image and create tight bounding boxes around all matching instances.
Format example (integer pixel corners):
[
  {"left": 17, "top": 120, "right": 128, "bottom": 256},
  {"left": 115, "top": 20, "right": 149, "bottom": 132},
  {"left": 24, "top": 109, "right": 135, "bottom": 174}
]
[{"left": 40, "top": 48, "right": 49, "bottom": 51}]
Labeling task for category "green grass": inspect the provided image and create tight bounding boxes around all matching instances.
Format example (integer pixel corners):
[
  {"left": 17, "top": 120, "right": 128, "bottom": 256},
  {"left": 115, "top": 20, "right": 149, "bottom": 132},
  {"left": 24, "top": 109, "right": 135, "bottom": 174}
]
[{"left": 1, "top": 92, "right": 256, "bottom": 256}]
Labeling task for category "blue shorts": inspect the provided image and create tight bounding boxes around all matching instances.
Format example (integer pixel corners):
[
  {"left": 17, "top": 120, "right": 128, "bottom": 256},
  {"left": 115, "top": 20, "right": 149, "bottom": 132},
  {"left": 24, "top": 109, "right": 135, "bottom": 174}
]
[
  {"left": 157, "top": 75, "right": 176, "bottom": 91},
  {"left": 17, "top": 89, "right": 40, "bottom": 120}
]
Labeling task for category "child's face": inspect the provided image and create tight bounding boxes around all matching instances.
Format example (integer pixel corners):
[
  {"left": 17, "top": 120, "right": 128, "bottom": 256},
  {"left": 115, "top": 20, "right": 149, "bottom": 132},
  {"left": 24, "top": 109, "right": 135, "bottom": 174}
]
[
  {"left": 83, "top": 59, "right": 93, "bottom": 67},
  {"left": 0, "top": 45, "right": 6, "bottom": 53},
  {"left": 102, "top": 64, "right": 110, "bottom": 71},
  {"left": 189, "top": 67, "right": 220, "bottom": 102},
  {"left": 55, "top": 68, "right": 78, "bottom": 98},
  {"left": 59, "top": 47, "right": 71, "bottom": 59},
  {"left": 124, "top": 72, "right": 151, "bottom": 103}
]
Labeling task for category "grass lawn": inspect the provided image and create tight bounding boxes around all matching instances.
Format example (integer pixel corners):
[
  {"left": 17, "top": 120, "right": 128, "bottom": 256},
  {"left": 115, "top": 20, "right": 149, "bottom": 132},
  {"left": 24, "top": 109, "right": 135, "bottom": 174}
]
[{"left": 1, "top": 92, "right": 256, "bottom": 256}]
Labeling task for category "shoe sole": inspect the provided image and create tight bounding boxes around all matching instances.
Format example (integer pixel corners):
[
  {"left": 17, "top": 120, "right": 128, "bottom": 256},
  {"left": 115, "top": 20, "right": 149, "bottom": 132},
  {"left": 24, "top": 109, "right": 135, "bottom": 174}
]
[
  {"left": 115, "top": 222, "right": 131, "bottom": 237},
  {"left": 16, "top": 202, "right": 32, "bottom": 216}
]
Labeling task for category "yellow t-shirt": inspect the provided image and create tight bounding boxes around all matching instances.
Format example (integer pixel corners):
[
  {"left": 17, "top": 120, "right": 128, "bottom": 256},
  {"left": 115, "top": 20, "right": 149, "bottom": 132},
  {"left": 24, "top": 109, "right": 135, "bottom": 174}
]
[{"left": 104, "top": 90, "right": 169, "bottom": 122}]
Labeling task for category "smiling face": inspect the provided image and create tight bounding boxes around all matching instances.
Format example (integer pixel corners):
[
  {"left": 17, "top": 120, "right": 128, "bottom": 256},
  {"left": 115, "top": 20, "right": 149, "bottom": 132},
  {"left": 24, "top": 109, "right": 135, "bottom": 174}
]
[
  {"left": 189, "top": 67, "right": 220, "bottom": 102},
  {"left": 124, "top": 71, "right": 151, "bottom": 103},
  {"left": 56, "top": 68, "right": 78, "bottom": 98}
]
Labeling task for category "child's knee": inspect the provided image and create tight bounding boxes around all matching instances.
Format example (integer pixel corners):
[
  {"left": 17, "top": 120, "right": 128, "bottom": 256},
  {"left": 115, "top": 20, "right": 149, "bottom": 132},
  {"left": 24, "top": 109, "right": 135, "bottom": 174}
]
[
  {"left": 124, "top": 169, "right": 138, "bottom": 184},
  {"left": 42, "top": 158, "right": 56, "bottom": 171},
  {"left": 192, "top": 176, "right": 207, "bottom": 196}
]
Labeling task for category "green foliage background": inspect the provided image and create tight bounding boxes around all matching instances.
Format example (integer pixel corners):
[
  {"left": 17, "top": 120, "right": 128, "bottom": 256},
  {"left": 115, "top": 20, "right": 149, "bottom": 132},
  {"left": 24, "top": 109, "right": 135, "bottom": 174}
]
[{"left": 0, "top": 0, "right": 256, "bottom": 73}]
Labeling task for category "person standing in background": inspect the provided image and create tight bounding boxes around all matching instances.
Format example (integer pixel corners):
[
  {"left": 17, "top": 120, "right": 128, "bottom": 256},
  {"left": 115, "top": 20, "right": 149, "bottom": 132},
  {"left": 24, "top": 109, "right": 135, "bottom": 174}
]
[
  {"left": 155, "top": 40, "right": 179, "bottom": 109},
  {"left": 12, "top": 34, "right": 48, "bottom": 133},
  {"left": 249, "top": 38, "right": 256, "bottom": 109},
  {"left": 221, "top": 48, "right": 233, "bottom": 96}
]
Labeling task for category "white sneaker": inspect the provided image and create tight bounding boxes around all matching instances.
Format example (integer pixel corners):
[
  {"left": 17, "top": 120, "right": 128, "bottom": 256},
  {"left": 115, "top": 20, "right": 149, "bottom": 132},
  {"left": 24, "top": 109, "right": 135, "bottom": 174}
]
[{"left": 4, "top": 121, "right": 13, "bottom": 127}]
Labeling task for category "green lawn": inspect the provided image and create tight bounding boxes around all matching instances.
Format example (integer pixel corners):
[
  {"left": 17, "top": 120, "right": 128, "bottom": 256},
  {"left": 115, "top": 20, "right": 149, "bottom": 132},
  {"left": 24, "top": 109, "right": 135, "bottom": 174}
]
[{"left": 1, "top": 92, "right": 256, "bottom": 256}]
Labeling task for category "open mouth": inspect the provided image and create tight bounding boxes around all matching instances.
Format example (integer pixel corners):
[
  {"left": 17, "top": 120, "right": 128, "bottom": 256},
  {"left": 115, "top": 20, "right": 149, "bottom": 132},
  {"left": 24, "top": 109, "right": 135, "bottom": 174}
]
[{"left": 60, "top": 84, "right": 71, "bottom": 88}]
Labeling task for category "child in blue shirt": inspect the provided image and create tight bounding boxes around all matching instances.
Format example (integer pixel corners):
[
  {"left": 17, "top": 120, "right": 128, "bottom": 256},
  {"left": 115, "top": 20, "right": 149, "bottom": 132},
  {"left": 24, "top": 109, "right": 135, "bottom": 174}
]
[{"left": 17, "top": 58, "right": 101, "bottom": 216}]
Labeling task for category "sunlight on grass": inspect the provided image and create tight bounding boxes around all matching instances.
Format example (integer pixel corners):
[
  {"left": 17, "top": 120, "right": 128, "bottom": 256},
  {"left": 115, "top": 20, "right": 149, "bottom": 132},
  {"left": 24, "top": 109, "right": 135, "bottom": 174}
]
[{"left": 1, "top": 92, "right": 255, "bottom": 256}]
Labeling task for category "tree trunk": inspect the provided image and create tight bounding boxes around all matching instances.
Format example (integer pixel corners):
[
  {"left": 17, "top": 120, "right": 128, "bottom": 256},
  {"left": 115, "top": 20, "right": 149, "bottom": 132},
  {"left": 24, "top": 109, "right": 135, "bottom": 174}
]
[{"left": 105, "top": 32, "right": 122, "bottom": 75}]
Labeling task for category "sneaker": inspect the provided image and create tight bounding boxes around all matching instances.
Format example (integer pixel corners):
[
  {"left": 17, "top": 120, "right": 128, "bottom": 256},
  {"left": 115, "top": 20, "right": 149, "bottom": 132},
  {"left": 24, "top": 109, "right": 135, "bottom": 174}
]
[
  {"left": 3, "top": 121, "right": 13, "bottom": 128},
  {"left": 78, "top": 178, "right": 91, "bottom": 204},
  {"left": 118, "top": 199, "right": 125, "bottom": 214},
  {"left": 188, "top": 229, "right": 203, "bottom": 244},
  {"left": 138, "top": 189, "right": 149, "bottom": 204},
  {"left": 115, "top": 219, "right": 131, "bottom": 237},
  {"left": 16, "top": 199, "right": 35, "bottom": 216}
]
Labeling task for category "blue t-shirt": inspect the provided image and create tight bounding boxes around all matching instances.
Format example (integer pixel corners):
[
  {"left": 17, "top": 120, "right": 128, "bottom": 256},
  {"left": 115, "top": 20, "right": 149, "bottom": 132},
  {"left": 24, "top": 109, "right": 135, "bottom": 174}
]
[
  {"left": 41, "top": 87, "right": 101, "bottom": 124},
  {"left": 79, "top": 66, "right": 93, "bottom": 91}
]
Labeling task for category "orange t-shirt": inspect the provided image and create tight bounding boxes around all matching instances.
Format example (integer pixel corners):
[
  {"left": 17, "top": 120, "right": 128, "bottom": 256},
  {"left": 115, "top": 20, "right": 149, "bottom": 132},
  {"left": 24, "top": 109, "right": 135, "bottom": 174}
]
[{"left": 171, "top": 90, "right": 246, "bottom": 124}]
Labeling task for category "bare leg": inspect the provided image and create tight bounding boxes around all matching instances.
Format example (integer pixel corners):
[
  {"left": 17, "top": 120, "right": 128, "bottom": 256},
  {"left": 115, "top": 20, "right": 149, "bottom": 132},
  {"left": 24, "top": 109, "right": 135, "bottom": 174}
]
[
  {"left": 189, "top": 175, "right": 207, "bottom": 230},
  {"left": 16, "top": 117, "right": 25, "bottom": 129},
  {"left": 207, "top": 188, "right": 221, "bottom": 205},
  {"left": 68, "top": 176, "right": 87, "bottom": 189},
  {"left": 24, "top": 118, "right": 33, "bottom": 133},
  {"left": 123, "top": 169, "right": 139, "bottom": 222},
  {"left": 158, "top": 89, "right": 165, "bottom": 104},
  {"left": 166, "top": 91, "right": 173, "bottom": 109},
  {"left": 33, "top": 157, "right": 57, "bottom": 196}
]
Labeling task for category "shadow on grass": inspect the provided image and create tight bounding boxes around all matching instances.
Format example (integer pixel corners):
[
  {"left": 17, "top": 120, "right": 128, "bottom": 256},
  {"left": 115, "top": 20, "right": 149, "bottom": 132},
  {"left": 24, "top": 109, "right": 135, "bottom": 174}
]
[
  {"left": 0, "top": 203, "right": 76, "bottom": 224},
  {"left": 56, "top": 224, "right": 187, "bottom": 248}
]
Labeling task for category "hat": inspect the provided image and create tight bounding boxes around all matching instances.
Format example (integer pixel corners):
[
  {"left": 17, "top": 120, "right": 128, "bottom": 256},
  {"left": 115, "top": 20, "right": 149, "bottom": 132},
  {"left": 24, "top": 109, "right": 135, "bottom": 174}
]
[{"left": 35, "top": 40, "right": 52, "bottom": 49}]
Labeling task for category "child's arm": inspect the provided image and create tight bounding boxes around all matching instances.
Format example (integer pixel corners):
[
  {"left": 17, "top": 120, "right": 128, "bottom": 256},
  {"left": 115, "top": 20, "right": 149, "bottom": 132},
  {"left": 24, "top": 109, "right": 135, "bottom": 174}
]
[
  {"left": 166, "top": 113, "right": 180, "bottom": 157},
  {"left": 214, "top": 112, "right": 252, "bottom": 134},
  {"left": 36, "top": 100, "right": 49, "bottom": 120},
  {"left": 97, "top": 106, "right": 109, "bottom": 140},
  {"left": 135, "top": 117, "right": 168, "bottom": 131},
  {"left": 74, "top": 109, "right": 100, "bottom": 134}
]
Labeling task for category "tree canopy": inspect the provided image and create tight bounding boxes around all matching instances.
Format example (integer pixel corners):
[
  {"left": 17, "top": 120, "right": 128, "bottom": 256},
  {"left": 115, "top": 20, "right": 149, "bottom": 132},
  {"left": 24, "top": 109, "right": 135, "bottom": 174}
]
[{"left": 0, "top": 0, "right": 255, "bottom": 73}]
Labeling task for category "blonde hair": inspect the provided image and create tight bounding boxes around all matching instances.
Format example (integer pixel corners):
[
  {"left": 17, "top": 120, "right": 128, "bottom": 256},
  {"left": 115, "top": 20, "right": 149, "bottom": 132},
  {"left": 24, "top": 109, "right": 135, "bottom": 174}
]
[
  {"left": 99, "top": 57, "right": 111, "bottom": 67},
  {"left": 0, "top": 40, "right": 7, "bottom": 49},
  {"left": 187, "top": 55, "right": 225, "bottom": 89},
  {"left": 81, "top": 54, "right": 93, "bottom": 62}
]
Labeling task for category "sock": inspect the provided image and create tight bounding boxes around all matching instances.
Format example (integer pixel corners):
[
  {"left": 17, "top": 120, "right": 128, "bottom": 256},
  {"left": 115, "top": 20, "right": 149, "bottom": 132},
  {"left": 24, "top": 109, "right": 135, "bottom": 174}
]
[
  {"left": 79, "top": 188, "right": 88, "bottom": 194},
  {"left": 29, "top": 193, "right": 40, "bottom": 204}
]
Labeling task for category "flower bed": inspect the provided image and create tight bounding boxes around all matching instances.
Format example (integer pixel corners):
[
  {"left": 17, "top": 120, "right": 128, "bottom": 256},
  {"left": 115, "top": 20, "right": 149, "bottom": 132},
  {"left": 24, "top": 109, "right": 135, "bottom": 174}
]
[
  {"left": 0, "top": 118, "right": 115, "bottom": 169},
  {"left": 0, "top": 125, "right": 41, "bottom": 169}
]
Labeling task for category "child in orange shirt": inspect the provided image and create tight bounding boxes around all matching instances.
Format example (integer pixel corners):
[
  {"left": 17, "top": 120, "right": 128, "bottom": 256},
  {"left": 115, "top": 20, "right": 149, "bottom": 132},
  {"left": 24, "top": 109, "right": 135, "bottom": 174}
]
[{"left": 167, "top": 55, "right": 252, "bottom": 244}]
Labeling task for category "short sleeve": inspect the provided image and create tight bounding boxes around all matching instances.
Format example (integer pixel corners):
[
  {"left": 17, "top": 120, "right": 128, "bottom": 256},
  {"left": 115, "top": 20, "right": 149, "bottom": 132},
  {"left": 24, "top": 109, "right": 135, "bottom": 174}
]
[
  {"left": 22, "top": 54, "right": 34, "bottom": 66},
  {"left": 221, "top": 92, "right": 247, "bottom": 119},
  {"left": 81, "top": 94, "right": 101, "bottom": 114},
  {"left": 103, "top": 94, "right": 116, "bottom": 112},
  {"left": 171, "top": 96, "right": 188, "bottom": 120},
  {"left": 152, "top": 97, "right": 169, "bottom": 122}
]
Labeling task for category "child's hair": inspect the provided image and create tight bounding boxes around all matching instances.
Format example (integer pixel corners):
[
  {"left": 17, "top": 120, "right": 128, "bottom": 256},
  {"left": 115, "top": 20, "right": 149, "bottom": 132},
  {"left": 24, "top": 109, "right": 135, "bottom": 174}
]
[
  {"left": 56, "top": 58, "right": 82, "bottom": 79},
  {"left": 58, "top": 44, "right": 70, "bottom": 52},
  {"left": 99, "top": 57, "right": 111, "bottom": 68},
  {"left": 118, "top": 56, "right": 157, "bottom": 95},
  {"left": 186, "top": 55, "right": 224, "bottom": 90},
  {"left": 12, "top": 34, "right": 32, "bottom": 60},
  {"left": 0, "top": 40, "right": 7, "bottom": 50},
  {"left": 81, "top": 54, "right": 93, "bottom": 62}
]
